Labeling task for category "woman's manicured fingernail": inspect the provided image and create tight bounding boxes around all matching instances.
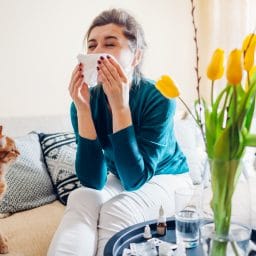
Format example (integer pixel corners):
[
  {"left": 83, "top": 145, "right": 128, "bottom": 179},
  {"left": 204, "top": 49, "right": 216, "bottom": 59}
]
[
  {"left": 97, "top": 60, "right": 101, "bottom": 65},
  {"left": 79, "top": 63, "right": 82, "bottom": 66},
  {"left": 100, "top": 56, "right": 104, "bottom": 60},
  {"left": 79, "top": 68, "right": 82, "bottom": 71},
  {"left": 81, "top": 74, "right": 84, "bottom": 78},
  {"left": 97, "top": 66, "right": 100, "bottom": 70},
  {"left": 106, "top": 55, "right": 110, "bottom": 59}
]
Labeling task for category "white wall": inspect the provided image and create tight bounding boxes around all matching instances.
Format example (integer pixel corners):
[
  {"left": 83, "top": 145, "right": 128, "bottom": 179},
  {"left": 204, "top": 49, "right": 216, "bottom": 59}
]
[
  {"left": 197, "top": 0, "right": 256, "bottom": 101},
  {"left": 0, "top": 0, "right": 195, "bottom": 117}
]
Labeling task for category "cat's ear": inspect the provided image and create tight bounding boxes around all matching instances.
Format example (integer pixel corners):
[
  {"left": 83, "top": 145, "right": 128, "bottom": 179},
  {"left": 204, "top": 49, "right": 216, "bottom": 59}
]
[
  {"left": 0, "top": 152, "right": 6, "bottom": 160},
  {"left": 0, "top": 129, "right": 6, "bottom": 147}
]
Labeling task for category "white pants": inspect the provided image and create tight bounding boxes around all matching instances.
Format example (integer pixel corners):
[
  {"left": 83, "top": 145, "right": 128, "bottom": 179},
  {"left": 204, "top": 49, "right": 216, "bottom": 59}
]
[{"left": 47, "top": 173, "right": 192, "bottom": 256}]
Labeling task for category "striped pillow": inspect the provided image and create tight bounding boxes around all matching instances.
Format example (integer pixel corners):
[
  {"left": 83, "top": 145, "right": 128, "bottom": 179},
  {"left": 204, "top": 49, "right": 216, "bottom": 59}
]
[{"left": 39, "top": 132, "right": 81, "bottom": 205}]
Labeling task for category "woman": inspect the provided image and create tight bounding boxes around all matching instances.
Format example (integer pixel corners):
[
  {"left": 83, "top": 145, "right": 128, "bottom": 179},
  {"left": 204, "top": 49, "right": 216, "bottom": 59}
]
[{"left": 48, "top": 8, "right": 192, "bottom": 256}]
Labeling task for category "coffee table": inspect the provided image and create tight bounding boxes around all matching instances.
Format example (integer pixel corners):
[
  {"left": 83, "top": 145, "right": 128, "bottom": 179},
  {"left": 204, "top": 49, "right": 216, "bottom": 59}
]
[{"left": 104, "top": 217, "right": 256, "bottom": 256}]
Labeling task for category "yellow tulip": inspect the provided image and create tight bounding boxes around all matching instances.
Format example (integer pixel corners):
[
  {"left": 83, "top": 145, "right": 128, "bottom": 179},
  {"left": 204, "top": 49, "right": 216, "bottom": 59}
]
[
  {"left": 226, "top": 49, "right": 243, "bottom": 85},
  {"left": 155, "top": 75, "right": 180, "bottom": 98},
  {"left": 242, "top": 33, "right": 256, "bottom": 52},
  {"left": 243, "top": 44, "right": 256, "bottom": 71},
  {"left": 249, "top": 65, "right": 256, "bottom": 77},
  {"left": 245, "top": 66, "right": 256, "bottom": 91},
  {"left": 206, "top": 48, "right": 225, "bottom": 80},
  {"left": 242, "top": 34, "right": 256, "bottom": 71}
]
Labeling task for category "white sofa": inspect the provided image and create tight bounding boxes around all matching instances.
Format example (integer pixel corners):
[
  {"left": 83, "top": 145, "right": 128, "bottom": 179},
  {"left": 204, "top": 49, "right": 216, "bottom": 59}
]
[
  {"left": 0, "top": 115, "right": 72, "bottom": 256},
  {"left": 0, "top": 113, "right": 255, "bottom": 256}
]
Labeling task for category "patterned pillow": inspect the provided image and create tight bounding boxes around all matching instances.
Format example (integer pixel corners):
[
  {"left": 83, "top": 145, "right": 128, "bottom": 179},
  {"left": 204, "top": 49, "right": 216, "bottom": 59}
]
[
  {"left": 0, "top": 133, "right": 56, "bottom": 214},
  {"left": 39, "top": 132, "right": 81, "bottom": 205}
]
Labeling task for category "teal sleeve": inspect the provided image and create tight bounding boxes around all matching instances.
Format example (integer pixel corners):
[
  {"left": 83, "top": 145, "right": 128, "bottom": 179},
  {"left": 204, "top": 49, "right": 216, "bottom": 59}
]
[
  {"left": 109, "top": 94, "right": 176, "bottom": 191},
  {"left": 70, "top": 103, "right": 107, "bottom": 190}
]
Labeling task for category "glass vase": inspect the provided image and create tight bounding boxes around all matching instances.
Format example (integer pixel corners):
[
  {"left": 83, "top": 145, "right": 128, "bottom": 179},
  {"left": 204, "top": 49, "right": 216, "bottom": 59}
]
[
  {"left": 200, "top": 222, "right": 251, "bottom": 256},
  {"left": 201, "top": 159, "right": 252, "bottom": 256}
]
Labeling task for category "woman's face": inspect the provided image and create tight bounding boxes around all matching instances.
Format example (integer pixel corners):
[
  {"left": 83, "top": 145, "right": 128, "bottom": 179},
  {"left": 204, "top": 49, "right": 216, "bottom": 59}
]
[{"left": 87, "top": 23, "right": 139, "bottom": 76}]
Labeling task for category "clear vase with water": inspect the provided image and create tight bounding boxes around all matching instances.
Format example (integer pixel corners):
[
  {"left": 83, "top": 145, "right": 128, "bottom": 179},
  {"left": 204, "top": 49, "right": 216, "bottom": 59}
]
[
  {"left": 200, "top": 222, "right": 251, "bottom": 256},
  {"left": 201, "top": 159, "right": 252, "bottom": 256}
]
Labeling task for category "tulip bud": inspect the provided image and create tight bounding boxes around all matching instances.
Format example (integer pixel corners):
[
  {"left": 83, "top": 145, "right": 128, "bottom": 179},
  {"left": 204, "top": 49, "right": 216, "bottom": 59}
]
[
  {"left": 226, "top": 49, "right": 243, "bottom": 85},
  {"left": 242, "top": 33, "right": 256, "bottom": 52},
  {"left": 244, "top": 44, "right": 256, "bottom": 72},
  {"left": 207, "top": 48, "right": 225, "bottom": 80},
  {"left": 155, "top": 75, "right": 180, "bottom": 98},
  {"left": 249, "top": 66, "right": 256, "bottom": 77},
  {"left": 245, "top": 66, "right": 256, "bottom": 91}
]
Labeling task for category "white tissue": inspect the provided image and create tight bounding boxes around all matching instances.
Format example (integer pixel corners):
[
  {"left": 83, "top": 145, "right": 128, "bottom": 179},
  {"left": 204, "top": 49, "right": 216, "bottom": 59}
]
[
  {"left": 77, "top": 53, "right": 132, "bottom": 87},
  {"left": 159, "top": 243, "right": 174, "bottom": 256},
  {"left": 77, "top": 53, "right": 110, "bottom": 87},
  {"left": 174, "top": 242, "right": 186, "bottom": 256}
]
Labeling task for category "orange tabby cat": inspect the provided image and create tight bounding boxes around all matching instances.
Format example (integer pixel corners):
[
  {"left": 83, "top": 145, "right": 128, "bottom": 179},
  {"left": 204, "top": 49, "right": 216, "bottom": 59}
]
[{"left": 0, "top": 125, "right": 19, "bottom": 254}]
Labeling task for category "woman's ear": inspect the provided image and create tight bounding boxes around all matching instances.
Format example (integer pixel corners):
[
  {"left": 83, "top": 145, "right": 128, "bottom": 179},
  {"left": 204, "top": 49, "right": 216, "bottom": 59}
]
[{"left": 131, "top": 49, "right": 142, "bottom": 68}]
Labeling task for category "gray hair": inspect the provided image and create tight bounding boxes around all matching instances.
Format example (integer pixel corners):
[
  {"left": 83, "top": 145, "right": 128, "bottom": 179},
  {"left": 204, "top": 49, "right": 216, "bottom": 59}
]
[{"left": 85, "top": 8, "right": 147, "bottom": 85}]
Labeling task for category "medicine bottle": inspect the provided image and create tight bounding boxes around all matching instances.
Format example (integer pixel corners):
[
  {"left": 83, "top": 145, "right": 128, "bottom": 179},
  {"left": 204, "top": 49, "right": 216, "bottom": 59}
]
[{"left": 157, "top": 205, "right": 167, "bottom": 236}]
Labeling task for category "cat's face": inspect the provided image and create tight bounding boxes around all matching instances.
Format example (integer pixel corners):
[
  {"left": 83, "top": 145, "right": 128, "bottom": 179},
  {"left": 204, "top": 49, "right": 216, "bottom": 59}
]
[{"left": 0, "top": 126, "right": 20, "bottom": 164}]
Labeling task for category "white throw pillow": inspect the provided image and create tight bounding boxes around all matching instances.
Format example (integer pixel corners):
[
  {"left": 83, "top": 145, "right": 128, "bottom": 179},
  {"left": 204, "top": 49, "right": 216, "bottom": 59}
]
[{"left": 174, "top": 117, "right": 206, "bottom": 184}]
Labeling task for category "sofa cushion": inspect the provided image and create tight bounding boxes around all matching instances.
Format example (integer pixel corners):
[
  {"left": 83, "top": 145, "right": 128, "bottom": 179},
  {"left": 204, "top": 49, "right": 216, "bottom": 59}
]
[
  {"left": 174, "top": 117, "right": 206, "bottom": 184},
  {"left": 0, "top": 133, "right": 56, "bottom": 214},
  {"left": 39, "top": 132, "right": 81, "bottom": 205},
  {"left": 0, "top": 200, "right": 65, "bottom": 256}
]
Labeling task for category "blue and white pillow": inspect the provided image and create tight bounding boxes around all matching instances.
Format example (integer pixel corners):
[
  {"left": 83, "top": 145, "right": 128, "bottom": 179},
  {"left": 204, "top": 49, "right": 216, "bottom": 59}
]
[
  {"left": 0, "top": 133, "right": 56, "bottom": 214},
  {"left": 39, "top": 132, "right": 81, "bottom": 205}
]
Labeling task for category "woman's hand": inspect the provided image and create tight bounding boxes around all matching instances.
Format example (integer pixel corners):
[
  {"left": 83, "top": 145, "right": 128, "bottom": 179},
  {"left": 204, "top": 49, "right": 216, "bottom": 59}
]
[
  {"left": 97, "top": 56, "right": 130, "bottom": 114},
  {"left": 69, "top": 63, "right": 97, "bottom": 139},
  {"left": 69, "top": 63, "right": 90, "bottom": 113},
  {"left": 98, "top": 56, "right": 132, "bottom": 132}
]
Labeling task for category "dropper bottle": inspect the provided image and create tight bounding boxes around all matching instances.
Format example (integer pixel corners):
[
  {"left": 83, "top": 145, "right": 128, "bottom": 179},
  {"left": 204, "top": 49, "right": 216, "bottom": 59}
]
[{"left": 157, "top": 205, "right": 167, "bottom": 236}]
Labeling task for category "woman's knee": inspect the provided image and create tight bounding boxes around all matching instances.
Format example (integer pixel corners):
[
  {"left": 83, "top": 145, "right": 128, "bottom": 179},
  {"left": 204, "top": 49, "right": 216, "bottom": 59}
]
[
  {"left": 99, "top": 193, "right": 146, "bottom": 232},
  {"left": 67, "top": 186, "right": 109, "bottom": 213},
  {"left": 100, "top": 175, "right": 192, "bottom": 225}
]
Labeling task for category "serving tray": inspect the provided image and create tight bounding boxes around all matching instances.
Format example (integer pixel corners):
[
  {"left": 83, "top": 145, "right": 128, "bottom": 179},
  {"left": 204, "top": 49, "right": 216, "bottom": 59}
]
[{"left": 104, "top": 217, "right": 256, "bottom": 256}]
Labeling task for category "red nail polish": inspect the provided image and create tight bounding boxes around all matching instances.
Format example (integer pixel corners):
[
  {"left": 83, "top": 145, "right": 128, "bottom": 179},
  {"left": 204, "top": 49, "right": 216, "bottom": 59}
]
[
  {"left": 97, "top": 60, "right": 101, "bottom": 65},
  {"left": 97, "top": 66, "right": 100, "bottom": 70},
  {"left": 106, "top": 55, "right": 110, "bottom": 59},
  {"left": 81, "top": 74, "right": 84, "bottom": 78},
  {"left": 100, "top": 56, "right": 104, "bottom": 60}
]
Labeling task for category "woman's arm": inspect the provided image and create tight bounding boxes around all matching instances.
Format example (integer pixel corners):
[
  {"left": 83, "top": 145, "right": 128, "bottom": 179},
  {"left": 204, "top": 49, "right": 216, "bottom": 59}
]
[
  {"left": 97, "top": 58, "right": 187, "bottom": 191},
  {"left": 109, "top": 91, "right": 188, "bottom": 191},
  {"left": 69, "top": 63, "right": 108, "bottom": 190},
  {"left": 77, "top": 110, "right": 97, "bottom": 139},
  {"left": 70, "top": 103, "right": 108, "bottom": 190}
]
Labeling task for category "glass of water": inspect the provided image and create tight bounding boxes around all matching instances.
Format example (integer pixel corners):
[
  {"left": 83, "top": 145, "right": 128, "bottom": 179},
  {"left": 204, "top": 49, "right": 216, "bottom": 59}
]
[{"left": 174, "top": 187, "right": 202, "bottom": 248}]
